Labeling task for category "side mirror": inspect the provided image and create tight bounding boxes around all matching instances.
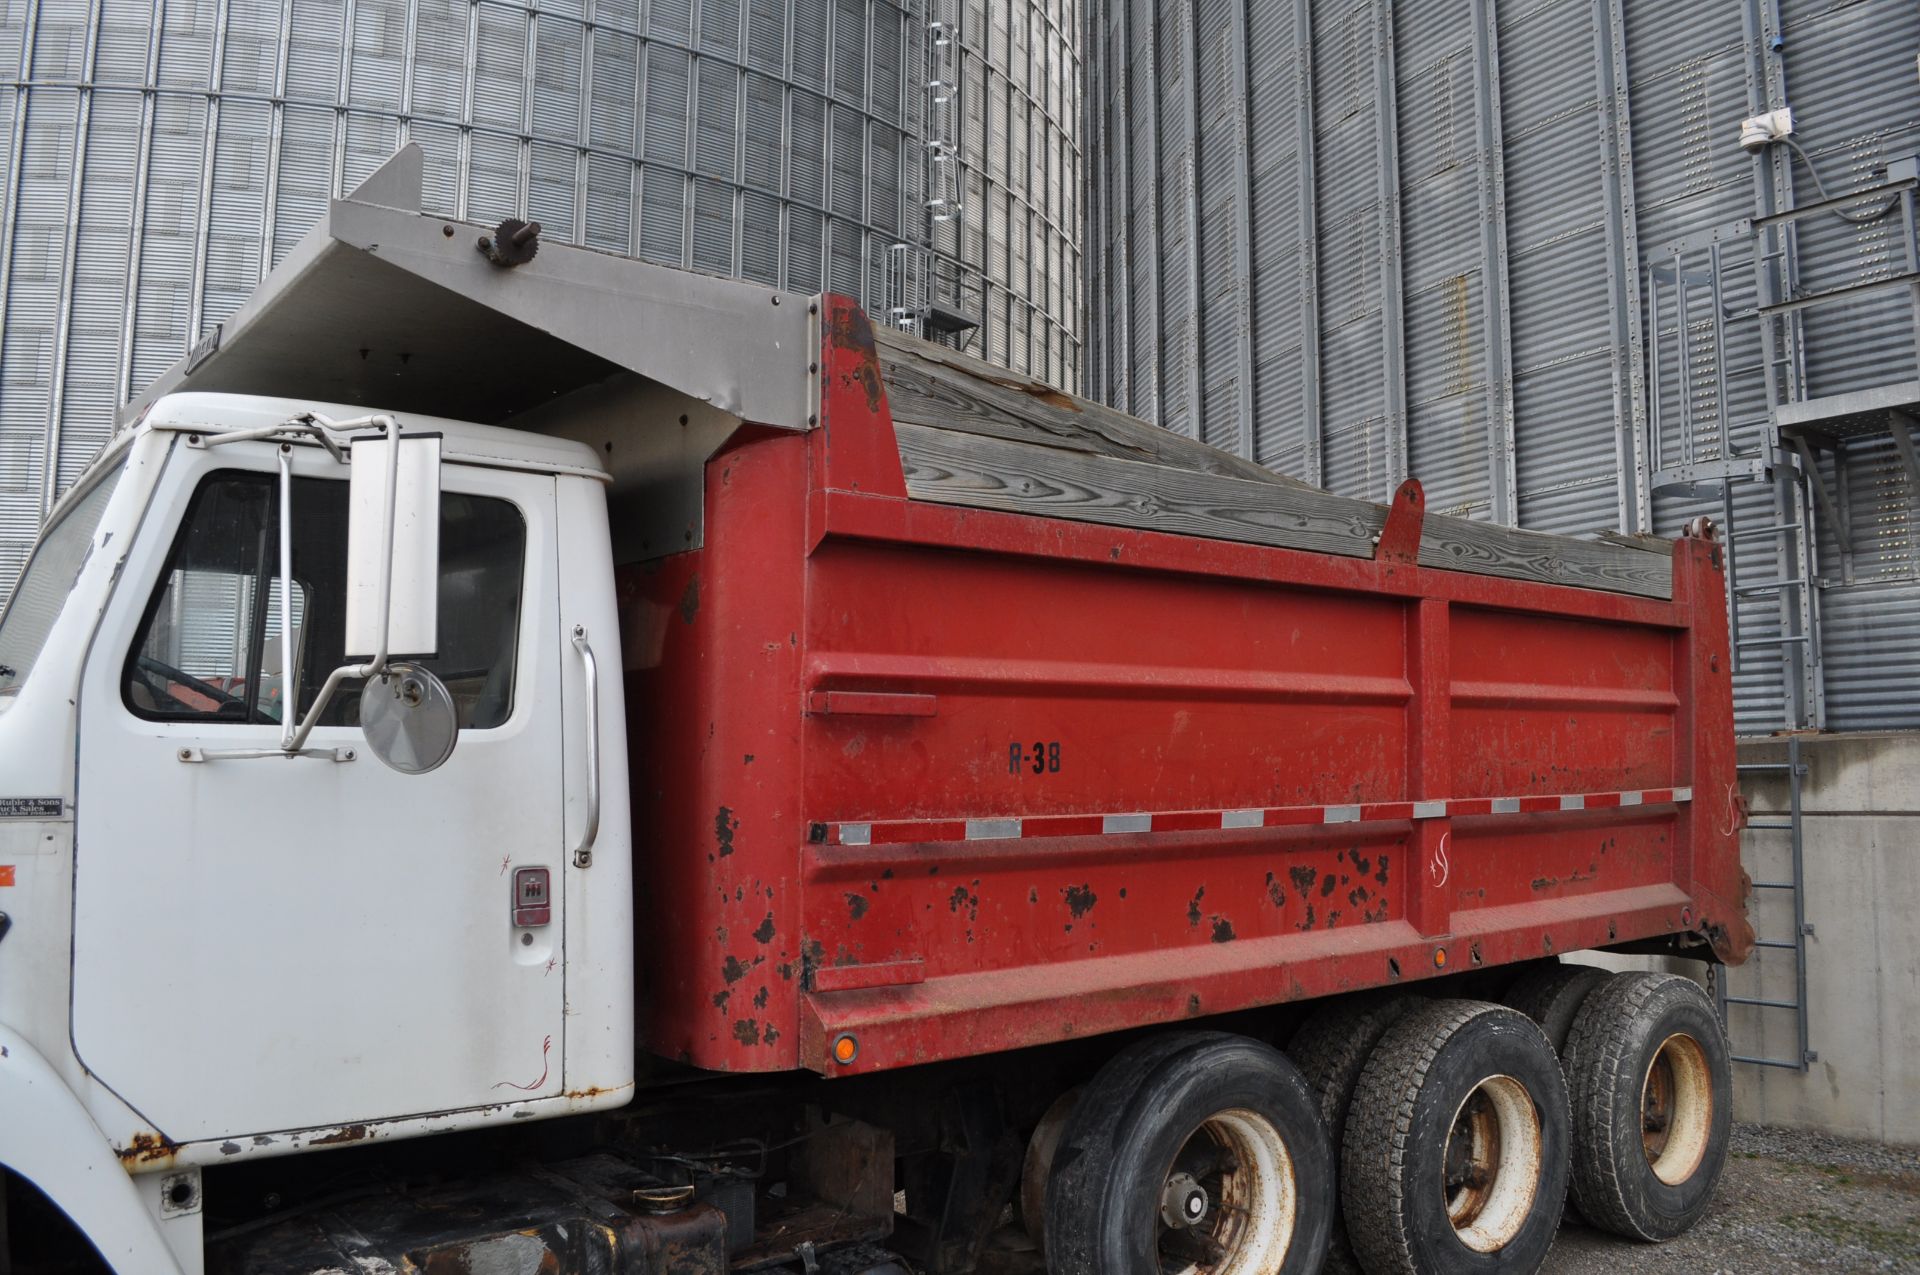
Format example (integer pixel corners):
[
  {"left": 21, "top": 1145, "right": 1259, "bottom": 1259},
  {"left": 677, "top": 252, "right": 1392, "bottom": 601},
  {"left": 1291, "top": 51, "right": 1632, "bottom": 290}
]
[{"left": 346, "top": 430, "right": 442, "bottom": 659}]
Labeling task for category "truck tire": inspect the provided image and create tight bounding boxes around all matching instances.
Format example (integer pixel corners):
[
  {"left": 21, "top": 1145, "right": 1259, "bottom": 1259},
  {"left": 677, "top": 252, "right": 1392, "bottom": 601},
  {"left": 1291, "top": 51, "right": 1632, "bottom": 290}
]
[
  {"left": 1341, "top": 1000, "right": 1570, "bottom": 1275},
  {"left": 1503, "top": 962, "right": 1612, "bottom": 1057},
  {"left": 1287, "top": 993, "right": 1415, "bottom": 1274},
  {"left": 1018, "top": 1086, "right": 1080, "bottom": 1253},
  {"left": 1044, "top": 1033, "right": 1333, "bottom": 1275},
  {"left": 1561, "top": 972, "right": 1732, "bottom": 1241}
]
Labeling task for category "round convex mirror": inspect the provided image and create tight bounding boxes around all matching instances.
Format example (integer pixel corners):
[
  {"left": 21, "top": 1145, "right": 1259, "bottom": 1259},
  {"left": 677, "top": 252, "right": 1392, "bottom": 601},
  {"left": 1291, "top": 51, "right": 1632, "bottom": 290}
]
[{"left": 359, "top": 662, "right": 458, "bottom": 774}]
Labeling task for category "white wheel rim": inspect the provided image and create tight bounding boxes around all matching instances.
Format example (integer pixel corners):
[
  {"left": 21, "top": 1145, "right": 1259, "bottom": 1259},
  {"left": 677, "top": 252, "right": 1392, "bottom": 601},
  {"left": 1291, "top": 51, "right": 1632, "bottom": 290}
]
[
  {"left": 1443, "top": 1074, "right": 1543, "bottom": 1254},
  {"left": 1156, "top": 1108, "right": 1299, "bottom": 1275},
  {"left": 1643, "top": 1032, "right": 1714, "bottom": 1185}
]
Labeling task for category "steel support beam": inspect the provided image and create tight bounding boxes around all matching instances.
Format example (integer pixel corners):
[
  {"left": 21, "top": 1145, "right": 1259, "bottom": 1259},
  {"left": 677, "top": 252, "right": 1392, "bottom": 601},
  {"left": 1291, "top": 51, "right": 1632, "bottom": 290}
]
[
  {"left": 1741, "top": 0, "right": 1820, "bottom": 730},
  {"left": 1594, "top": 0, "right": 1648, "bottom": 532},
  {"left": 0, "top": 0, "right": 36, "bottom": 397},
  {"left": 260, "top": 0, "right": 294, "bottom": 280},
  {"left": 1225, "top": 0, "right": 1257, "bottom": 461},
  {"left": 1468, "top": 0, "right": 1517, "bottom": 524},
  {"left": 1891, "top": 411, "right": 1920, "bottom": 491},
  {"left": 43, "top": 0, "right": 100, "bottom": 515},
  {"left": 1112, "top": 0, "right": 1134, "bottom": 413},
  {"left": 1143, "top": 0, "right": 1165, "bottom": 427},
  {"left": 1180, "top": 0, "right": 1204, "bottom": 441},
  {"left": 1292, "top": 0, "right": 1322, "bottom": 484},
  {"left": 114, "top": 0, "right": 164, "bottom": 409},
  {"left": 1369, "top": 0, "right": 1410, "bottom": 495}
]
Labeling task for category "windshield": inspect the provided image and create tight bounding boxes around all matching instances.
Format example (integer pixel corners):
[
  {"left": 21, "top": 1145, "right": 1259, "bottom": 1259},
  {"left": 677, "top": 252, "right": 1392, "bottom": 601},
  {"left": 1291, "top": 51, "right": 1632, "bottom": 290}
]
[{"left": 0, "top": 462, "right": 126, "bottom": 696}]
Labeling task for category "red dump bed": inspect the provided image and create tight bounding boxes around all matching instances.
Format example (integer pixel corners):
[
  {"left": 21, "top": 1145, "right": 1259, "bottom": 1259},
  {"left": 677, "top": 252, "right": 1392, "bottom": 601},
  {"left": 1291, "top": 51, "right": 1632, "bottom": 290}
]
[{"left": 620, "top": 299, "right": 1751, "bottom": 1078}]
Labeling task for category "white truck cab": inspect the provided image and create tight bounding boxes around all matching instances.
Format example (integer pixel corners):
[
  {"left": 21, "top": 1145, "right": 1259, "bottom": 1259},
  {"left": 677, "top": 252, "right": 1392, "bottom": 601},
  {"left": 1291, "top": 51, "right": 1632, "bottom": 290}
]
[
  {"left": 0, "top": 392, "right": 634, "bottom": 1273},
  {"left": 0, "top": 142, "right": 821, "bottom": 1274}
]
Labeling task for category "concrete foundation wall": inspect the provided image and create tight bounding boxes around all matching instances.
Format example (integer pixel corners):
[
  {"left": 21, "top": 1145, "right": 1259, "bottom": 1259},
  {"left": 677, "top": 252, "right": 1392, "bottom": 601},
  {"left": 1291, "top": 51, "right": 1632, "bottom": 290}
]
[
  {"left": 1723, "top": 733, "right": 1919, "bottom": 1145},
  {"left": 1574, "top": 732, "right": 1918, "bottom": 1145}
]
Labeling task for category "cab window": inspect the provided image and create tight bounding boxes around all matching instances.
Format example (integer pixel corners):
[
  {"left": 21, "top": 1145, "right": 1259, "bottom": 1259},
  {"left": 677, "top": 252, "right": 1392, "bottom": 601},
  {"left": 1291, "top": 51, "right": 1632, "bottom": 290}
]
[
  {"left": 124, "top": 470, "right": 526, "bottom": 729},
  {"left": 0, "top": 459, "right": 124, "bottom": 697}
]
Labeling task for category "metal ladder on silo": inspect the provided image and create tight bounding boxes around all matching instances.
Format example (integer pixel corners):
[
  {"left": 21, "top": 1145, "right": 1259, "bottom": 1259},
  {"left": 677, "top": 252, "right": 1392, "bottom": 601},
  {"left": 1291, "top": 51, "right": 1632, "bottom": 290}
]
[
  {"left": 1715, "top": 736, "right": 1814, "bottom": 1069},
  {"left": 1643, "top": 217, "right": 1826, "bottom": 1072},
  {"left": 886, "top": 2, "right": 973, "bottom": 345}
]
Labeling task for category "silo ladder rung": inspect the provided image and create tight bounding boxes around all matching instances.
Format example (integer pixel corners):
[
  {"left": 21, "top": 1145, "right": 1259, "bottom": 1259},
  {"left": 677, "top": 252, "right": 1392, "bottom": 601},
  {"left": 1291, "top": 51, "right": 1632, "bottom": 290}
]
[{"left": 1725, "top": 995, "right": 1800, "bottom": 1010}]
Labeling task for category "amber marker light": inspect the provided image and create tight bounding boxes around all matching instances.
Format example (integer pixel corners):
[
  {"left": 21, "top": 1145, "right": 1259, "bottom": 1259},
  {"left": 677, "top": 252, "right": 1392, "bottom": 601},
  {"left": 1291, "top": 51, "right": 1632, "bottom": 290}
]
[{"left": 832, "top": 1033, "right": 860, "bottom": 1065}]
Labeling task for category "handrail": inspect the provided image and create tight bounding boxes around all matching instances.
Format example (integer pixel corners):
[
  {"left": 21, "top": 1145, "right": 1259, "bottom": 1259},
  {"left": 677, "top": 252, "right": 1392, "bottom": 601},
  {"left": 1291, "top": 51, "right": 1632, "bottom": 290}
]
[{"left": 571, "top": 625, "right": 600, "bottom": 869}]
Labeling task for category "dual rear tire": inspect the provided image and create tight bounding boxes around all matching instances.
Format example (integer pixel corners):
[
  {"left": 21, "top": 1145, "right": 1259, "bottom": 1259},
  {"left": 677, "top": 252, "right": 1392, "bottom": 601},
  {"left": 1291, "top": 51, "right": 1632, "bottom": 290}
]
[
  {"left": 1340, "top": 1001, "right": 1570, "bottom": 1275},
  {"left": 1035, "top": 971, "right": 1732, "bottom": 1274},
  {"left": 1563, "top": 973, "right": 1733, "bottom": 1241}
]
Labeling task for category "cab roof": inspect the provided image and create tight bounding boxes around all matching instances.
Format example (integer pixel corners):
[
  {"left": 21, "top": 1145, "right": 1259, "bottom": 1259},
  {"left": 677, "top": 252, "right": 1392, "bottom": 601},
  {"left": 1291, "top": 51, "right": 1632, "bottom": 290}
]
[{"left": 142, "top": 392, "right": 609, "bottom": 482}]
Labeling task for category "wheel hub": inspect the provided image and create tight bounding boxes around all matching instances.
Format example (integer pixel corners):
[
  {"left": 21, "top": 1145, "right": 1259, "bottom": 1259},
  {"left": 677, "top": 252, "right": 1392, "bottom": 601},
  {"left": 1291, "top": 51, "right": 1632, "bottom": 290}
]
[
  {"left": 1160, "top": 1172, "right": 1210, "bottom": 1228},
  {"left": 1642, "top": 1032, "right": 1714, "bottom": 1185},
  {"left": 1442, "top": 1074, "right": 1543, "bottom": 1254},
  {"left": 1153, "top": 1109, "right": 1298, "bottom": 1275}
]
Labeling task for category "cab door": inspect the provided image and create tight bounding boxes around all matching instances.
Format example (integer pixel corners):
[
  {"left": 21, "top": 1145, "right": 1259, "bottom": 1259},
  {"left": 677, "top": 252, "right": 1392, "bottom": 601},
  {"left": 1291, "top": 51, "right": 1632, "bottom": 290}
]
[{"left": 72, "top": 439, "right": 569, "bottom": 1142}]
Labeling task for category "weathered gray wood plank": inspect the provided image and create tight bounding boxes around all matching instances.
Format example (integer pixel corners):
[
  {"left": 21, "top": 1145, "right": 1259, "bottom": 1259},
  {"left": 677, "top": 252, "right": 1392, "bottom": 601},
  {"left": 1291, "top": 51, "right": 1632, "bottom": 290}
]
[
  {"left": 1417, "top": 520, "right": 1671, "bottom": 598},
  {"left": 1597, "top": 529, "right": 1676, "bottom": 558},
  {"left": 875, "top": 327, "right": 1311, "bottom": 489},
  {"left": 896, "top": 422, "right": 1385, "bottom": 560},
  {"left": 896, "top": 422, "right": 1674, "bottom": 600}
]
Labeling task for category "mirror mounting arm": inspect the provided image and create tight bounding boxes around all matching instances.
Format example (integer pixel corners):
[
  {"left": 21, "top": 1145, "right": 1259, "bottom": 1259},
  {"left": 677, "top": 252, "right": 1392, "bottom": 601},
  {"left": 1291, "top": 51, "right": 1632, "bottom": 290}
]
[
  {"left": 185, "top": 411, "right": 401, "bottom": 764},
  {"left": 281, "top": 413, "right": 403, "bottom": 755}
]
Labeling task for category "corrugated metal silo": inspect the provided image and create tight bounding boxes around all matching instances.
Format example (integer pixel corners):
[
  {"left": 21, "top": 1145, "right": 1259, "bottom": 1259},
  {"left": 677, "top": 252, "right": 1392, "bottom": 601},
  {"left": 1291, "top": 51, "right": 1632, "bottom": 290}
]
[
  {"left": 1087, "top": 0, "right": 1920, "bottom": 733},
  {"left": 0, "top": 0, "right": 1081, "bottom": 595}
]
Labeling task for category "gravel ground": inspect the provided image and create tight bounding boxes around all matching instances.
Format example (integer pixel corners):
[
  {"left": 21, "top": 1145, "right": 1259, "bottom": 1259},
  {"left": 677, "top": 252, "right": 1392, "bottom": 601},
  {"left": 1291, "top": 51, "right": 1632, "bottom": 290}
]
[{"left": 1547, "top": 1124, "right": 1920, "bottom": 1273}]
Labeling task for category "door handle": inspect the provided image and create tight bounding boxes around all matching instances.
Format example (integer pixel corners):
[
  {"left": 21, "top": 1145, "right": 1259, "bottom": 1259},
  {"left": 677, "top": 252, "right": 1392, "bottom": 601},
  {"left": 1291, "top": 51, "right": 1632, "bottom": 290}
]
[{"left": 571, "top": 625, "right": 600, "bottom": 869}]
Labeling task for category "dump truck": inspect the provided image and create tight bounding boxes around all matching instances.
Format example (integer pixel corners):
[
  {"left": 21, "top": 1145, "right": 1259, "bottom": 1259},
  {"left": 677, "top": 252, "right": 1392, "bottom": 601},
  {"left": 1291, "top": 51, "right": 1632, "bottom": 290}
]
[{"left": 0, "top": 146, "right": 1753, "bottom": 1275}]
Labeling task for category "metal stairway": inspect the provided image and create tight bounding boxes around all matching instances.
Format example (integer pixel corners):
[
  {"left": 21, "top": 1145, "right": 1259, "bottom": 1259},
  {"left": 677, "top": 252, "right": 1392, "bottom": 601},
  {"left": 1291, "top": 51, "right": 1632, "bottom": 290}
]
[{"left": 1639, "top": 148, "right": 1920, "bottom": 1074}]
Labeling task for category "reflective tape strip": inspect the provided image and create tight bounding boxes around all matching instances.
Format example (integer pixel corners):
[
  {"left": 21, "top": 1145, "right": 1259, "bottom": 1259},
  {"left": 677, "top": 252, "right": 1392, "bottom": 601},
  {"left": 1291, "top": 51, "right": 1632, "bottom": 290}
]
[{"left": 823, "top": 786, "right": 1695, "bottom": 848}]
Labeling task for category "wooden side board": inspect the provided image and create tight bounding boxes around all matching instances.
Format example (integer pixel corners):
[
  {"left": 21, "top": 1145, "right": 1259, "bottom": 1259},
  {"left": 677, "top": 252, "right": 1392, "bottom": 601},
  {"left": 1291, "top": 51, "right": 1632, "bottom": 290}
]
[
  {"left": 875, "top": 327, "right": 1312, "bottom": 489},
  {"left": 1417, "top": 518, "right": 1672, "bottom": 599},
  {"left": 894, "top": 422, "right": 1673, "bottom": 600},
  {"left": 896, "top": 423, "right": 1385, "bottom": 560}
]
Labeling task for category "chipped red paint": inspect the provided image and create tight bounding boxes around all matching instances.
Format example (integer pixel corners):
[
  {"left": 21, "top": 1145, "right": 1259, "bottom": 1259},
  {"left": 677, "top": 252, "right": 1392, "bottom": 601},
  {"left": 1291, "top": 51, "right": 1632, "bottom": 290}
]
[{"left": 620, "top": 293, "right": 1750, "bottom": 1079}]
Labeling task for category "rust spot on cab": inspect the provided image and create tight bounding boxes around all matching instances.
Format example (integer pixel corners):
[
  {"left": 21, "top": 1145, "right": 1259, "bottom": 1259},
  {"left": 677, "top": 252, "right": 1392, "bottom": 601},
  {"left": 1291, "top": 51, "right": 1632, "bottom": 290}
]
[
  {"left": 118, "top": 1131, "right": 179, "bottom": 1167},
  {"left": 310, "top": 1123, "right": 370, "bottom": 1146}
]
